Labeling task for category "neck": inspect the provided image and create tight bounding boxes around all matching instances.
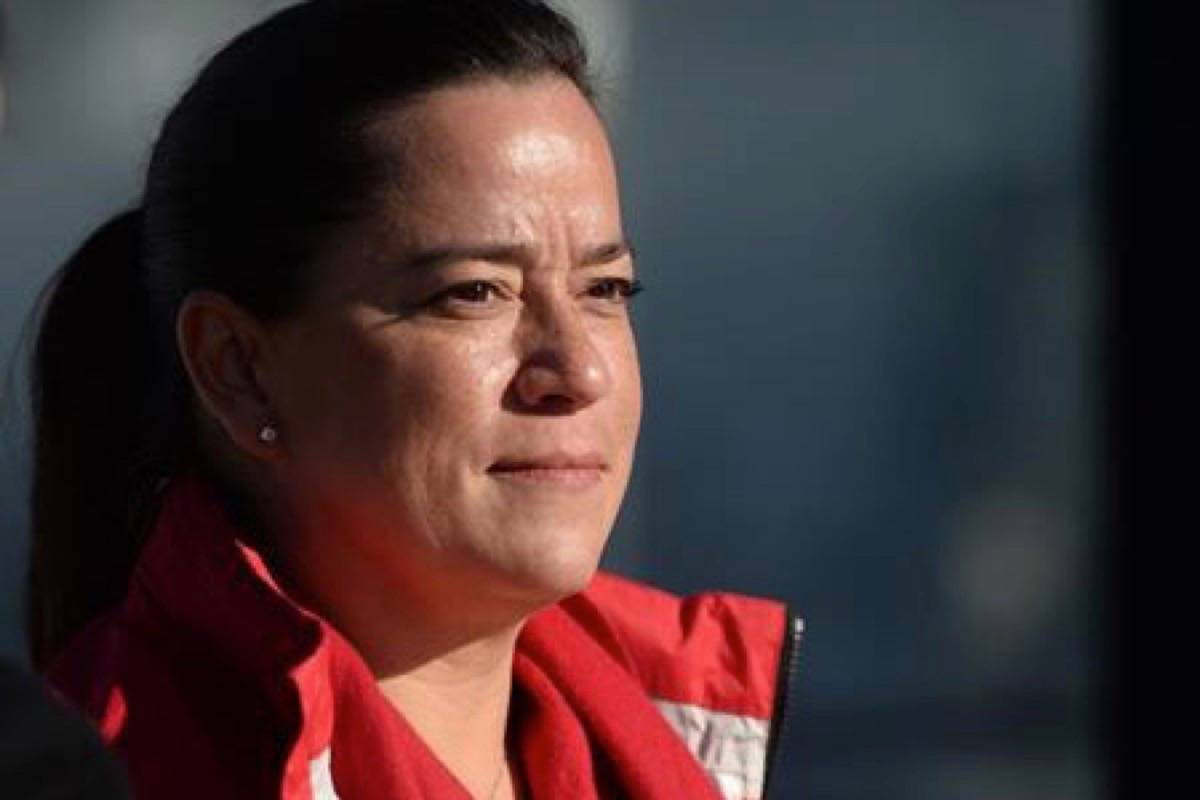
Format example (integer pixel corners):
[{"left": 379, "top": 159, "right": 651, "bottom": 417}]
[
  {"left": 321, "top": 590, "right": 524, "bottom": 798},
  {"left": 377, "top": 629, "right": 520, "bottom": 799},
  {"left": 265, "top": 502, "right": 532, "bottom": 798}
]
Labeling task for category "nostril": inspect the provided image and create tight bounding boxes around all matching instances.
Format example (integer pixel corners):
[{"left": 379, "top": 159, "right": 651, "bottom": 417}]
[{"left": 534, "top": 393, "right": 577, "bottom": 414}]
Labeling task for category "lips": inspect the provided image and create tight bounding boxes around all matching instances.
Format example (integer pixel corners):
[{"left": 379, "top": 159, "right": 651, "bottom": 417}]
[{"left": 487, "top": 453, "right": 608, "bottom": 487}]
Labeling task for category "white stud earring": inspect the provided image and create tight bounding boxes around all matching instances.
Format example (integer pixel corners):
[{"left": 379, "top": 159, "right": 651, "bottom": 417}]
[{"left": 257, "top": 424, "right": 279, "bottom": 444}]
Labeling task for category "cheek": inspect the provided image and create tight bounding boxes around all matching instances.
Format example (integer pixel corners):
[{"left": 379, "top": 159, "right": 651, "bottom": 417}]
[
  {"left": 608, "top": 327, "right": 643, "bottom": 451},
  {"left": 393, "top": 328, "right": 515, "bottom": 445},
  {"left": 280, "top": 321, "right": 515, "bottom": 480}
]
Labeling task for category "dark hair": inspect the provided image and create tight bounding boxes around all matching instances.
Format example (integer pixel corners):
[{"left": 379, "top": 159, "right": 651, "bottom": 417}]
[{"left": 28, "top": 0, "right": 594, "bottom": 669}]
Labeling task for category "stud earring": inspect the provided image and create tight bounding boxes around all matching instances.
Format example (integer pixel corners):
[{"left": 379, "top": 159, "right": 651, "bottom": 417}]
[{"left": 257, "top": 424, "right": 279, "bottom": 444}]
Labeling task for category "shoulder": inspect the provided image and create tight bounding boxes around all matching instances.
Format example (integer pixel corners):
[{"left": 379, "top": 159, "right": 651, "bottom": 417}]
[
  {"left": 46, "top": 610, "right": 266, "bottom": 799},
  {"left": 560, "top": 571, "right": 794, "bottom": 719},
  {"left": 555, "top": 572, "right": 802, "bottom": 800},
  {"left": 47, "top": 613, "right": 132, "bottom": 741}
]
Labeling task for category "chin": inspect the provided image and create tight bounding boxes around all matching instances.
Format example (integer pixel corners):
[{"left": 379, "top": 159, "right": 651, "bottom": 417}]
[{"left": 496, "top": 535, "right": 606, "bottom": 609}]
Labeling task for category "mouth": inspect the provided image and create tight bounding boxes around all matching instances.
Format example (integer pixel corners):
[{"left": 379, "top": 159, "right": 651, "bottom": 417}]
[{"left": 487, "top": 453, "right": 608, "bottom": 488}]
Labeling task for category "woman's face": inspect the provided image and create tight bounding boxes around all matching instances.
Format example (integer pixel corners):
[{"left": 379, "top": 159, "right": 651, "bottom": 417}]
[{"left": 262, "top": 77, "right": 641, "bottom": 614}]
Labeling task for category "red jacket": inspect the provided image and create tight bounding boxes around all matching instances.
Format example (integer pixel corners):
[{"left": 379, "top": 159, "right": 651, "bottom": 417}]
[{"left": 50, "top": 476, "right": 802, "bottom": 799}]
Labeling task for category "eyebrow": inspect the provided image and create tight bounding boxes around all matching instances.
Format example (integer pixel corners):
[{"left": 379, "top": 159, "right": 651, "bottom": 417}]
[{"left": 399, "top": 237, "right": 636, "bottom": 271}]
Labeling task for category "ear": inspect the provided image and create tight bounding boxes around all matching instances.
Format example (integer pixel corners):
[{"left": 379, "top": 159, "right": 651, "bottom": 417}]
[{"left": 176, "top": 290, "right": 282, "bottom": 461}]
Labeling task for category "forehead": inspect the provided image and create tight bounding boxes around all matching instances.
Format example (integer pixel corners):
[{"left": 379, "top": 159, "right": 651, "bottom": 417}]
[{"left": 361, "top": 76, "right": 620, "bottom": 246}]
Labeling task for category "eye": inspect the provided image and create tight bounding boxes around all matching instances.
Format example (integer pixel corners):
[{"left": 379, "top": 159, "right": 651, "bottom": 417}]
[
  {"left": 585, "top": 278, "right": 644, "bottom": 304},
  {"left": 438, "top": 280, "right": 502, "bottom": 304},
  {"left": 419, "top": 279, "right": 513, "bottom": 318}
]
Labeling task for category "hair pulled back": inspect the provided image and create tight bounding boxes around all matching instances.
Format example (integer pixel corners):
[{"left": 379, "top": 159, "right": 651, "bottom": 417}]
[{"left": 28, "top": 0, "right": 593, "bottom": 669}]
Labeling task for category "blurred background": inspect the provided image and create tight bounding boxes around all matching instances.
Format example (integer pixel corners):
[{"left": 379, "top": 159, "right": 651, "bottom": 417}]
[{"left": 0, "top": 1, "right": 1108, "bottom": 798}]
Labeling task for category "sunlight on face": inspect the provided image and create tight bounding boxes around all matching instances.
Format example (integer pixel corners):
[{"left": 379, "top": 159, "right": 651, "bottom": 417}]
[
  {"left": 265, "top": 77, "right": 642, "bottom": 619},
  {"left": 505, "top": 129, "right": 583, "bottom": 173}
]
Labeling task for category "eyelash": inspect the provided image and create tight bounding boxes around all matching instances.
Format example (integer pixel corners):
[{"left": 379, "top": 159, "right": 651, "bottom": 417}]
[
  {"left": 429, "top": 278, "right": 644, "bottom": 308},
  {"left": 436, "top": 281, "right": 507, "bottom": 304},
  {"left": 586, "top": 278, "right": 644, "bottom": 303}
]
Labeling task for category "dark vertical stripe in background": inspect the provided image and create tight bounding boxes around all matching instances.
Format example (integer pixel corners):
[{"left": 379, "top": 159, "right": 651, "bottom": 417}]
[{"left": 1103, "top": 2, "right": 1190, "bottom": 798}]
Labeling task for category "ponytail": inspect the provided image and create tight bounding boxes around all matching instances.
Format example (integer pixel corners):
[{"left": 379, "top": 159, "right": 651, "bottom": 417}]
[{"left": 27, "top": 209, "right": 188, "bottom": 669}]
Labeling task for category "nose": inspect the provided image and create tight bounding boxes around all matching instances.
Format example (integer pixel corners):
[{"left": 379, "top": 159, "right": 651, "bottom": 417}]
[{"left": 510, "top": 303, "right": 612, "bottom": 413}]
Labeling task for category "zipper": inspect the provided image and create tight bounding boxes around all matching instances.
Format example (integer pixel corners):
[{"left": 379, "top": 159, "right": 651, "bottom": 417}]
[{"left": 762, "top": 609, "right": 804, "bottom": 799}]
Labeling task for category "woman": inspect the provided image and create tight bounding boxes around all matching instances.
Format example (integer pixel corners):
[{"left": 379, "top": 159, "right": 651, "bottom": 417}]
[{"left": 29, "top": 1, "right": 801, "bottom": 798}]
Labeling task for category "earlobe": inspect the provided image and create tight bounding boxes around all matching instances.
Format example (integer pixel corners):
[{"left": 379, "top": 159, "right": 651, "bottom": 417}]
[{"left": 176, "top": 291, "right": 283, "bottom": 461}]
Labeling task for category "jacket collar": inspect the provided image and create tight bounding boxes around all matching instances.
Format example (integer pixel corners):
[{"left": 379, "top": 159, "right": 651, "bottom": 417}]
[
  {"left": 130, "top": 473, "right": 325, "bottom": 681},
  {"left": 125, "top": 473, "right": 728, "bottom": 800}
]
